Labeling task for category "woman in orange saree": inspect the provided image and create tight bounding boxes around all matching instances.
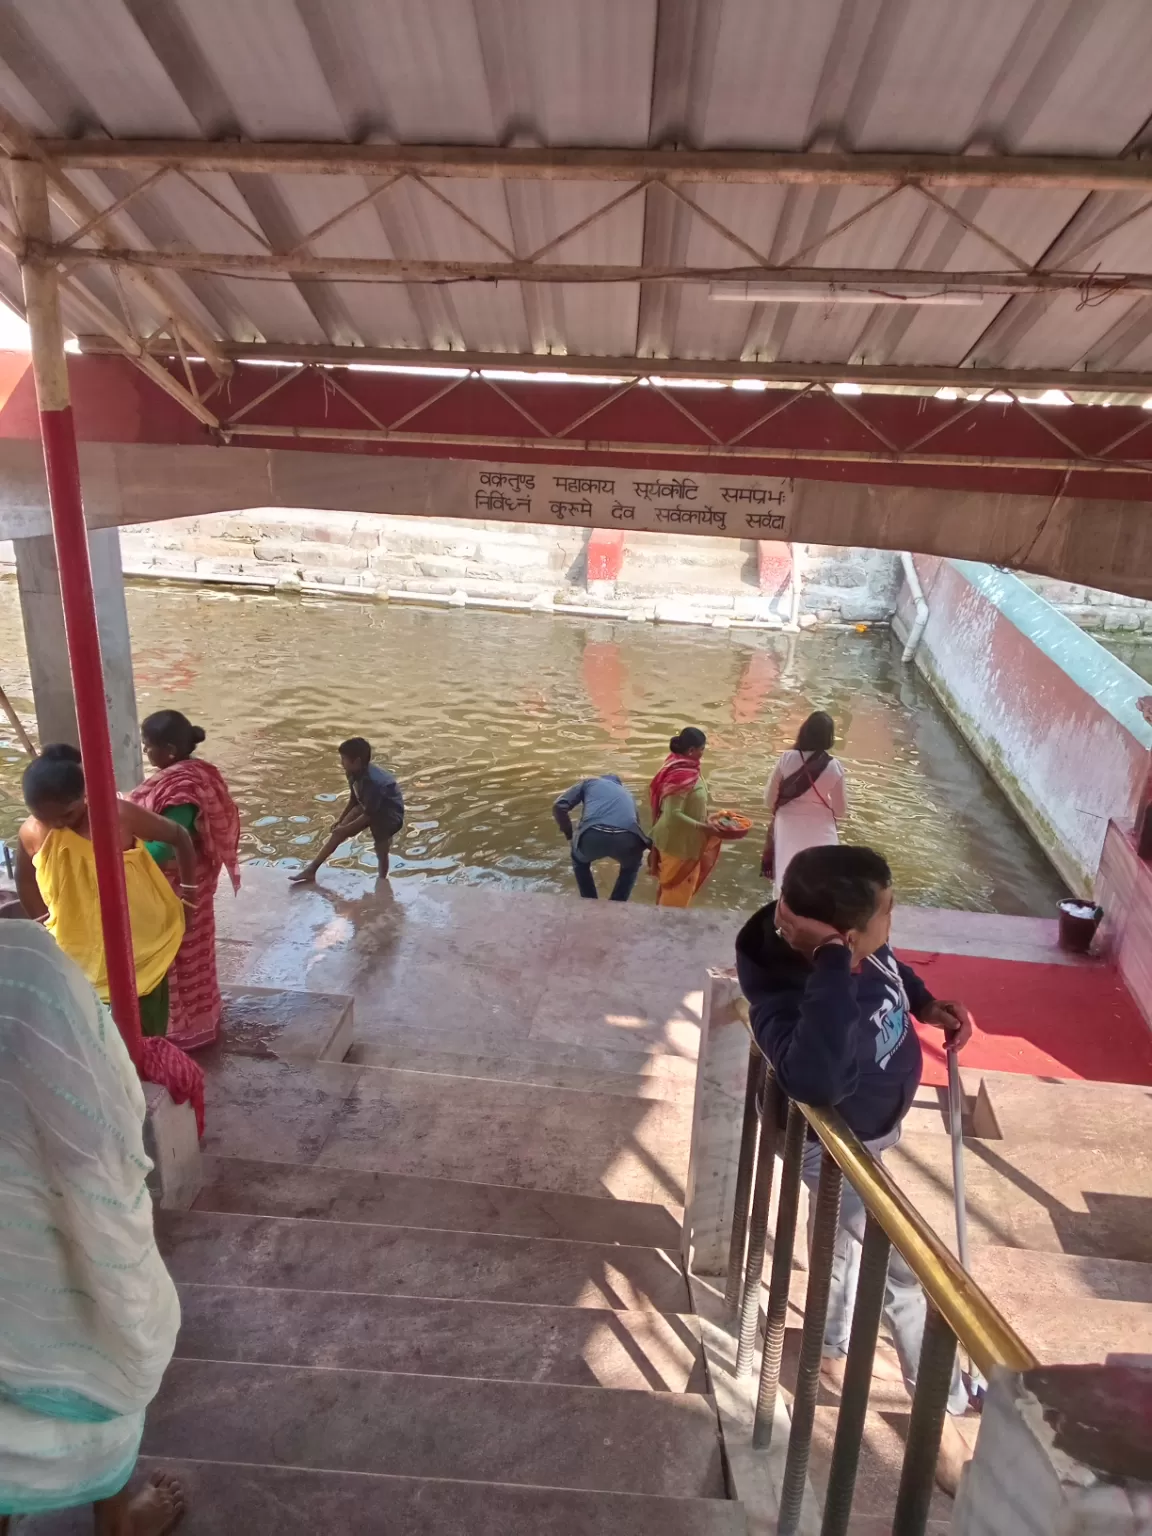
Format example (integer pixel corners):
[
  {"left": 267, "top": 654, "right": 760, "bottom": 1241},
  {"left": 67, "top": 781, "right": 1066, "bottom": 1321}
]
[{"left": 648, "top": 728, "right": 722, "bottom": 907}]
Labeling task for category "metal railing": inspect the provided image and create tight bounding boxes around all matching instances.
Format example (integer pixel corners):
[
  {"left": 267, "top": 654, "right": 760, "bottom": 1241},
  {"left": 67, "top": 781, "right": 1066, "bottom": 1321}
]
[{"left": 726, "top": 1008, "right": 1037, "bottom": 1536}]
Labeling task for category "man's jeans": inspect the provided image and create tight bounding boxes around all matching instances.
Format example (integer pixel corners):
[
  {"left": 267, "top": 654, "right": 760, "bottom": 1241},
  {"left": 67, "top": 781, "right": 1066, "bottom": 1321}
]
[
  {"left": 572, "top": 827, "right": 646, "bottom": 902},
  {"left": 802, "top": 1137, "right": 969, "bottom": 1416}
]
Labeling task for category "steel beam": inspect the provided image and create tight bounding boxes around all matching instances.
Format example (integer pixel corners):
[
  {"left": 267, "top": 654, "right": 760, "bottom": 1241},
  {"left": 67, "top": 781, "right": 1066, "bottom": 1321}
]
[
  {"left": 55, "top": 246, "right": 1152, "bottom": 295},
  {"left": 72, "top": 335, "right": 1152, "bottom": 397},
  {"left": 0, "top": 118, "right": 230, "bottom": 375},
  {"left": 37, "top": 140, "right": 1152, "bottom": 192}
]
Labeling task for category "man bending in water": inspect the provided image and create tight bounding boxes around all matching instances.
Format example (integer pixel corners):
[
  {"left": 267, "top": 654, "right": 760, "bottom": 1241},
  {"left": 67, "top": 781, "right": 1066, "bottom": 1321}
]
[{"left": 290, "top": 737, "right": 405, "bottom": 884}]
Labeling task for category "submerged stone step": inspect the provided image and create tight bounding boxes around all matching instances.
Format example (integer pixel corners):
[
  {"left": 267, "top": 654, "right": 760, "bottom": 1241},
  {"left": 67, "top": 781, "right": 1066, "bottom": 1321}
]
[
  {"left": 196, "top": 1157, "right": 682, "bottom": 1247},
  {"left": 24, "top": 1460, "right": 749, "bottom": 1535},
  {"left": 159, "top": 1210, "right": 691, "bottom": 1312},
  {"left": 140, "top": 1360, "right": 728, "bottom": 1499},
  {"left": 175, "top": 1283, "right": 707, "bottom": 1392},
  {"left": 347, "top": 1039, "right": 694, "bottom": 1102}
]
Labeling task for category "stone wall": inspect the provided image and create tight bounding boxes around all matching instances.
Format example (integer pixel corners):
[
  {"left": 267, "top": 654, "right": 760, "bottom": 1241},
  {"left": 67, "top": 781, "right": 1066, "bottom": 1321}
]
[
  {"left": 3, "top": 509, "right": 902, "bottom": 628},
  {"left": 894, "top": 557, "right": 1152, "bottom": 893},
  {"left": 1017, "top": 572, "right": 1152, "bottom": 636}
]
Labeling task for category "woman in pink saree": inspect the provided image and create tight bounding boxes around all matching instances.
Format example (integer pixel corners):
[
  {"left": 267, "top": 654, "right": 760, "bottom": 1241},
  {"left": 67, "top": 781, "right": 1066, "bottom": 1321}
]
[{"left": 131, "top": 711, "right": 240, "bottom": 1051}]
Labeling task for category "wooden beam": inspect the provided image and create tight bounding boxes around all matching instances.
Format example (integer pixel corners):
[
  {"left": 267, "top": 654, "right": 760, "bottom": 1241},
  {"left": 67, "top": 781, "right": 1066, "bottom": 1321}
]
[
  {"left": 37, "top": 140, "right": 1152, "bottom": 192},
  {"left": 55, "top": 246, "right": 1152, "bottom": 295},
  {"left": 72, "top": 335, "right": 1152, "bottom": 396}
]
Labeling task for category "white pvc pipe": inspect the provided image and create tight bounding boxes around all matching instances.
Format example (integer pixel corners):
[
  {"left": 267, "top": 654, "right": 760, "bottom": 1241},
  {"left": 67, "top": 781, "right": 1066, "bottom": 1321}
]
[
  {"left": 788, "top": 542, "right": 805, "bottom": 628},
  {"left": 901, "top": 551, "right": 929, "bottom": 663}
]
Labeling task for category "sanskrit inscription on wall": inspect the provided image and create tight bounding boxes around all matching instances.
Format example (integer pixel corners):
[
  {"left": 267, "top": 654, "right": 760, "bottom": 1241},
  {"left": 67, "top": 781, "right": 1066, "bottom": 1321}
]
[{"left": 466, "top": 465, "right": 794, "bottom": 537}]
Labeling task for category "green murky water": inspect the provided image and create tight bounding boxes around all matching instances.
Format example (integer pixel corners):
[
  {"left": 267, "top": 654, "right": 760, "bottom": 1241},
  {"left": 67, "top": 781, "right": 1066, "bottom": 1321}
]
[
  {"left": 0, "top": 581, "right": 1065, "bottom": 915},
  {"left": 1101, "top": 638, "right": 1152, "bottom": 686}
]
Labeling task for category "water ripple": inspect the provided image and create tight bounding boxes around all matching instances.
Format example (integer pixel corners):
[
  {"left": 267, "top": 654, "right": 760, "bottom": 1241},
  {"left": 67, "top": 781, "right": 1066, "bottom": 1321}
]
[{"left": 0, "top": 584, "right": 1065, "bottom": 915}]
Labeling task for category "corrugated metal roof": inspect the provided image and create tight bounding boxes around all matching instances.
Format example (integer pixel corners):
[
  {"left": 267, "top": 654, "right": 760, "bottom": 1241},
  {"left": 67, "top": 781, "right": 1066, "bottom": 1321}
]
[{"left": 0, "top": 0, "right": 1151, "bottom": 383}]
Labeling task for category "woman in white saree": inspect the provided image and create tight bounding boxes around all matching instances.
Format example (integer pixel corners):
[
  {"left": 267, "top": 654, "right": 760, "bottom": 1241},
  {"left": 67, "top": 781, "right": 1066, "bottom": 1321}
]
[{"left": 0, "top": 921, "right": 184, "bottom": 1534}]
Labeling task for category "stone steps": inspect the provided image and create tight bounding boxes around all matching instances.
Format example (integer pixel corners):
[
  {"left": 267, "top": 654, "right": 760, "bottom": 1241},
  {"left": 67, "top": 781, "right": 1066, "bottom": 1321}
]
[
  {"left": 116, "top": 1148, "right": 744, "bottom": 1531},
  {"left": 138, "top": 1359, "right": 727, "bottom": 1499},
  {"left": 195, "top": 1157, "right": 684, "bottom": 1246},
  {"left": 348, "top": 1020, "right": 700, "bottom": 1079},
  {"left": 159, "top": 1209, "right": 690, "bottom": 1312},
  {"left": 174, "top": 1283, "right": 707, "bottom": 1392},
  {"left": 888, "top": 1125, "right": 1152, "bottom": 1266},
  {"left": 346, "top": 1038, "right": 694, "bottom": 1101},
  {"left": 28, "top": 1459, "right": 748, "bottom": 1535},
  {"left": 204, "top": 1055, "right": 692, "bottom": 1205}
]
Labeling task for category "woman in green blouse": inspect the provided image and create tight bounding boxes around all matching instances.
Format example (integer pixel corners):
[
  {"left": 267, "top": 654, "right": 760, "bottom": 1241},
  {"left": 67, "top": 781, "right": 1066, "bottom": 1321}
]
[{"left": 648, "top": 727, "right": 722, "bottom": 907}]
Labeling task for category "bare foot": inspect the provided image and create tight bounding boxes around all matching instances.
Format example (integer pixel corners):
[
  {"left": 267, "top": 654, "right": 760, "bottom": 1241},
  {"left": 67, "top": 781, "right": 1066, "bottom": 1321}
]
[
  {"left": 95, "top": 1472, "right": 185, "bottom": 1536},
  {"left": 288, "top": 867, "right": 317, "bottom": 885},
  {"left": 129, "top": 1471, "right": 185, "bottom": 1535},
  {"left": 935, "top": 1413, "right": 974, "bottom": 1497}
]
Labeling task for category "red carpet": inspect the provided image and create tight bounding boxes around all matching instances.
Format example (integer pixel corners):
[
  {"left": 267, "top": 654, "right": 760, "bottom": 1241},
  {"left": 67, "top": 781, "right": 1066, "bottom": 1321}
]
[{"left": 896, "top": 950, "right": 1152, "bottom": 1088}]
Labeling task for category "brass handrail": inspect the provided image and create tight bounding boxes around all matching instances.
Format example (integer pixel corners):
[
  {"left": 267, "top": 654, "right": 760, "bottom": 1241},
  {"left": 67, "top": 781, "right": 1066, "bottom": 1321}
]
[{"left": 734, "top": 998, "right": 1037, "bottom": 1379}]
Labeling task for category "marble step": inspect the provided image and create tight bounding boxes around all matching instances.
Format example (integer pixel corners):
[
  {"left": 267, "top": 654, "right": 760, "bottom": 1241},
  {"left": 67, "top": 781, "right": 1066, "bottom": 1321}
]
[
  {"left": 971, "top": 1248, "right": 1152, "bottom": 1366},
  {"left": 139, "top": 1359, "right": 728, "bottom": 1499},
  {"left": 175, "top": 1283, "right": 707, "bottom": 1392},
  {"left": 969, "top": 1246, "right": 1152, "bottom": 1305},
  {"left": 887, "top": 1127, "right": 1152, "bottom": 1266},
  {"left": 196, "top": 1157, "right": 683, "bottom": 1247},
  {"left": 346, "top": 1038, "right": 694, "bottom": 1102},
  {"left": 159, "top": 1209, "right": 691, "bottom": 1312},
  {"left": 203, "top": 1054, "right": 691, "bottom": 1205},
  {"left": 347, "top": 1019, "right": 700, "bottom": 1079},
  {"left": 23, "top": 1460, "right": 749, "bottom": 1535}
]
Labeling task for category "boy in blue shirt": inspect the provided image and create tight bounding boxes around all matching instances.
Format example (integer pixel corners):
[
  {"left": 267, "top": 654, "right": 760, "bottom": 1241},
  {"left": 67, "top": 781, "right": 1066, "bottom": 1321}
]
[{"left": 736, "top": 843, "right": 974, "bottom": 1493}]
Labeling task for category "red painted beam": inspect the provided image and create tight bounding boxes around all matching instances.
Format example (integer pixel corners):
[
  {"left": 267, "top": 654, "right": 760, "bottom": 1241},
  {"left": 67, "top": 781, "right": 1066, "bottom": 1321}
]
[{"left": 2, "top": 353, "right": 1152, "bottom": 502}]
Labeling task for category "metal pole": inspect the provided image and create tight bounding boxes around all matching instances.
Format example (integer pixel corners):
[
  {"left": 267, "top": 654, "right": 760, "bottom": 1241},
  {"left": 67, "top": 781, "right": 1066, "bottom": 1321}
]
[
  {"left": 11, "top": 158, "right": 143, "bottom": 1064},
  {"left": 724, "top": 1043, "right": 765, "bottom": 1313},
  {"left": 820, "top": 1216, "right": 892, "bottom": 1536},
  {"left": 892, "top": 1306, "right": 958, "bottom": 1536},
  {"left": 777, "top": 1149, "right": 843, "bottom": 1536},
  {"left": 947, "top": 1053, "right": 971, "bottom": 1271},
  {"left": 753, "top": 1099, "right": 806, "bottom": 1445},
  {"left": 0, "top": 679, "right": 36, "bottom": 755},
  {"left": 734, "top": 1075, "right": 783, "bottom": 1376}
]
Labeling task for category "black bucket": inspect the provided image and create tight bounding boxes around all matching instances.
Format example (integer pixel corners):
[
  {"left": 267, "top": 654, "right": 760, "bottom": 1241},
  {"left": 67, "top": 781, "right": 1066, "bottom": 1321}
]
[{"left": 1057, "top": 898, "right": 1103, "bottom": 954}]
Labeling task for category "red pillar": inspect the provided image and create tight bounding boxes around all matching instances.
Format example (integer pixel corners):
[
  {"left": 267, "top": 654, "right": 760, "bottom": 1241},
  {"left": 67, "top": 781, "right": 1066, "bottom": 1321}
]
[
  {"left": 13, "top": 159, "right": 143, "bottom": 1063},
  {"left": 587, "top": 528, "right": 626, "bottom": 584},
  {"left": 757, "top": 539, "right": 793, "bottom": 597}
]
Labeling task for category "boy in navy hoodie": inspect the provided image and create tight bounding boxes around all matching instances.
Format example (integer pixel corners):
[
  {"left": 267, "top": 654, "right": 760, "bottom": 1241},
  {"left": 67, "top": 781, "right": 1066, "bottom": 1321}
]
[{"left": 735, "top": 844, "right": 974, "bottom": 1491}]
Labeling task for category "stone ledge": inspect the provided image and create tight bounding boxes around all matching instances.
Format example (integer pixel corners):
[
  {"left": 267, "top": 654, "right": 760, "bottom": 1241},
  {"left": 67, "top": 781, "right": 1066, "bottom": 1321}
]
[{"left": 143, "top": 1082, "right": 203, "bottom": 1211}]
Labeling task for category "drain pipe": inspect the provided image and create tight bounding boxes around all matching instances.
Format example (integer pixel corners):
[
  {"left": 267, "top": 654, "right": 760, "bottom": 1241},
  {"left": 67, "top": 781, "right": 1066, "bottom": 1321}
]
[
  {"left": 788, "top": 543, "right": 805, "bottom": 629},
  {"left": 900, "top": 552, "right": 929, "bottom": 663}
]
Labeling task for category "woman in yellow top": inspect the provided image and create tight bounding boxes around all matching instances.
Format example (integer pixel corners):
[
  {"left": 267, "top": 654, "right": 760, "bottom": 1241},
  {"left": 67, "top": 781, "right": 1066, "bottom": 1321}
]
[
  {"left": 15, "top": 745, "right": 196, "bottom": 1038},
  {"left": 648, "top": 727, "right": 724, "bottom": 908}
]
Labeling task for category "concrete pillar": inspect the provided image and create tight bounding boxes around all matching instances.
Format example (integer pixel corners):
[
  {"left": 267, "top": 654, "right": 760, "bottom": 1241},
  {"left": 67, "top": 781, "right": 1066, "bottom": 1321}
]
[
  {"left": 13, "top": 527, "right": 142, "bottom": 789},
  {"left": 954, "top": 1363, "right": 1151, "bottom": 1535},
  {"left": 682, "top": 968, "right": 758, "bottom": 1275},
  {"left": 586, "top": 527, "right": 625, "bottom": 599}
]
